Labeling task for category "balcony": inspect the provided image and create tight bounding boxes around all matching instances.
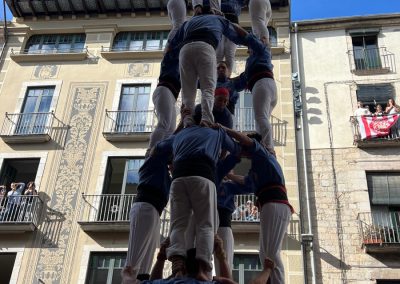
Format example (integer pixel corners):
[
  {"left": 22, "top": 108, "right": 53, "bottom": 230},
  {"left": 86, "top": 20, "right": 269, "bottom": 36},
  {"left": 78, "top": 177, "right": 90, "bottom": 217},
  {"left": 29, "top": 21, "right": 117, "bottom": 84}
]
[
  {"left": 101, "top": 46, "right": 164, "bottom": 60},
  {"left": 103, "top": 110, "right": 156, "bottom": 142},
  {"left": 236, "top": 41, "right": 287, "bottom": 56},
  {"left": 78, "top": 194, "right": 264, "bottom": 233},
  {"left": 0, "top": 112, "right": 68, "bottom": 144},
  {"left": 350, "top": 115, "right": 400, "bottom": 148},
  {"left": 347, "top": 47, "right": 396, "bottom": 75},
  {"left": 10, "top": 47, "right": 88, "bottom": 63},
  {"left": 358, "top": 211, "right": 400, "bottom": 253},
  {"left": 0, "top": 195, "right": 43, "bottom": 232},
  {"left": 234, "top": 108, "right": 288, "bottom": 146}
]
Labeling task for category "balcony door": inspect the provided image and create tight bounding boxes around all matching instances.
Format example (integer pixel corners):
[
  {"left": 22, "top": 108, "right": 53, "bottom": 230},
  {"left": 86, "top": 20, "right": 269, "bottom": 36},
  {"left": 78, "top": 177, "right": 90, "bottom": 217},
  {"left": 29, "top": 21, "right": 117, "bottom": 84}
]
[
  {"left": 116, "top": 85, "right": 150, "bottom": 133},
  {"left": 15, "top": 87, "right": 54, "bottom": 135},
  {"left": 235, "top": 91, "right": 255, "bottom": 132},
  {"left": 352, "top": 35, "right": 381, "bottom": 70},
  {"left": 98, "top": 158, "right": 144, "bottom": 221},
  {"left": 232, "top": 254, "right": 262, "bottom": 284}
]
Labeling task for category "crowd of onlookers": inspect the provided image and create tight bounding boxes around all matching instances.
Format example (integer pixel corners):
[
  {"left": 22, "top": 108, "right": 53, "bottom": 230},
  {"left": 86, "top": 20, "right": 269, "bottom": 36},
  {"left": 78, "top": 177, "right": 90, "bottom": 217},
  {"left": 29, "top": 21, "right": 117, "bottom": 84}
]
[
  {"left": 0, "top": 181, "right": 38, "bottom": 222},
  {"left": 354, "top": 98, "right": 400, "bottom": 117},
  {"left": 232, "top": 200, "right": 259, "bottom": 221}
]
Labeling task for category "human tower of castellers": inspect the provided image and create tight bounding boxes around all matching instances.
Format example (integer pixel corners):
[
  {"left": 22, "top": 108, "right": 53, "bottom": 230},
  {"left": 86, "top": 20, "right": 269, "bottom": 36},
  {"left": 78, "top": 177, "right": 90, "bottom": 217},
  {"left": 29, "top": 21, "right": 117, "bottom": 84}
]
[{"left": 122, "top": 0, "right": 293, "bottom": 283}]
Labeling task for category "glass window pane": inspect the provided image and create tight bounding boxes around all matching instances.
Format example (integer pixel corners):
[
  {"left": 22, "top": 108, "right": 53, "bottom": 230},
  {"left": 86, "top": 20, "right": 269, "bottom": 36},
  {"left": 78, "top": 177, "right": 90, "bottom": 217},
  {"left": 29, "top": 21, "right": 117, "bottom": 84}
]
[
  {"left": 118, "top": 94, "right": 135, "bottom": 111},
  {"left": 38, "top": 95, "right": 52, "bottom": 112},
  {"left": 22, "top": 96, "right": 38, "bottom": 113}
]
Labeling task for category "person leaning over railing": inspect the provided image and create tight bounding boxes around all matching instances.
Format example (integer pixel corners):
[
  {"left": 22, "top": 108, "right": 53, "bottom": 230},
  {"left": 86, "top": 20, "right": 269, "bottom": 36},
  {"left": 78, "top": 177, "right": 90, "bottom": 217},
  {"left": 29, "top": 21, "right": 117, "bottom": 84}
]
[
  {"left": 385, "top": 98, "right": 400, "bottom": 114},
  {"left": 1, "top": 182, "right": 25, "bottom": 222},
  {"left": 18, "top": 181, "right": 37, "bottom": 222}
]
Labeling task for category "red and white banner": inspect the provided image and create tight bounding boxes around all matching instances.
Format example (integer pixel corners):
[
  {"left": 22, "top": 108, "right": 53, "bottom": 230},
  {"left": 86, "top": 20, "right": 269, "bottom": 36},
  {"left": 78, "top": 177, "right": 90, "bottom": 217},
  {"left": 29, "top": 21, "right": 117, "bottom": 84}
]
[{"left": 357, "top": 114, "right": 400, "bottom": 139}]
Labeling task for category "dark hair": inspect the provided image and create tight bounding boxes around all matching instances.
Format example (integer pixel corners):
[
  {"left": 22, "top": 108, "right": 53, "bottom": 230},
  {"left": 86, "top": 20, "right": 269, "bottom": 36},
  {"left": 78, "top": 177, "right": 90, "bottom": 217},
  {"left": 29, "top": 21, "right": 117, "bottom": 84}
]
[{"left": 247, "top": 133, "right": 262, "bottom": 142}]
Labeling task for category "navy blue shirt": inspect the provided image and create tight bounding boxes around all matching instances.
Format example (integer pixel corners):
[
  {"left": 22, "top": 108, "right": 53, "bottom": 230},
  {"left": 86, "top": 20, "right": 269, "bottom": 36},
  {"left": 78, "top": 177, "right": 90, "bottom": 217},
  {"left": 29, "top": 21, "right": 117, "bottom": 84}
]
[
  {"left": 194, "top": 104, "right": 233, "bottom": 129},
  {"left": 169, "top": 14, "right": 247, "bottom": 51},
  {"left": 244, "top": 139, "right": 285, "bottom": 191},
  {"left": 244, "top": 33, "right": 274, "bottom": 91},
  {"left": 135, "top": 139, "right": 173, "bottom": 215},
  {"left": 158, "top": 50, "right": 180, "bottom": 98}
]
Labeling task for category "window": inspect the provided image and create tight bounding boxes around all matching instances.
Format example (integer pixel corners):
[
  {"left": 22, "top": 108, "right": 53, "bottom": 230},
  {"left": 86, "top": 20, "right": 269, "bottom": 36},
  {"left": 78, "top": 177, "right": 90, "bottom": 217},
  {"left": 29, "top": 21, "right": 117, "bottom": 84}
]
[
  {"left": 116, "top": 85, "right": 151, "bottom": 132},
  {"left": 367, "top": 172, "right": 400, "bottom": 238},
  {"left": 86, "top": 253, "right": 126, "bottom": 284},
  {"left": 25, "top": 34, "right": 86, "bottom": 54},
  {"left": 15, "top": 86, "right": 55, "bottom": 135},
  {"left": 112, "top": 31, "right": 169, "bottom": 51},
  {"left": 234, "top": 91, "right": 255, "bottom": 131},
  {"left": 377, "top": 280, "right": 400, "bottom": 284},
  {"left": 351, "top": 32, "right": 381, "bottom": 71},
  {"left": 0, "top": 159, "right": 40, "bottom": 222},
  {"left": 232, "top": 254, "right": 262, "bottom": 284},
  {"left": 0, "top": 253, "right": 16, "bottom": 284},
  {"left": 98, "top": 158, "right": 144, "bottom": 221},
  {"left": 356, "top": 84, "right": 394, "bottom": 113}
]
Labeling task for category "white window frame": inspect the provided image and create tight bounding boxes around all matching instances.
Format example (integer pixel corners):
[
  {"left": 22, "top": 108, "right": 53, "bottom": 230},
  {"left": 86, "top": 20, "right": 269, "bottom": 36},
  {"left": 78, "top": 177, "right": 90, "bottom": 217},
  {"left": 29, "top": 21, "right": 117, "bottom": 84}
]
[
  {"left": 112, "top": 79, "right": 157, "bottom": 111},
  {"left": 77, "top": 245, "right": 127, "bottom": 284},
  {"left": 0, "top": 247, "right": 25, "bottom": 284}
]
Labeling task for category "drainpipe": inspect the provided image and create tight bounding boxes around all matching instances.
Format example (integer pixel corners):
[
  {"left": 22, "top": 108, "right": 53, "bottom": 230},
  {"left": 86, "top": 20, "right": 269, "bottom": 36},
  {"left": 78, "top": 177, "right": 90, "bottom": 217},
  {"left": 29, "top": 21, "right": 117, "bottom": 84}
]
[{"left": 292, "top": 22, "right": 316, "bottom": 284}]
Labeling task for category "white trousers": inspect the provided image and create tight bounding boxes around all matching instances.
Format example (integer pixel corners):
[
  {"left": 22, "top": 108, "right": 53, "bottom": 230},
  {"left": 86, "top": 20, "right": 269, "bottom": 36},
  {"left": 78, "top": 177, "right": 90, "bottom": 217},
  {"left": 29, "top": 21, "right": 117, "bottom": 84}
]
[
  {"left": 166, "top": 0, "right": 187, "bottom": 43},
  {"left": 216, "top": 37, "right": 237, "bottom": 75},
  {"left": 125, "top": 202, "right": 160, "bottom": 277},
  {"left": 192, "top": 0, "right": 221, "bottom": 10},
  {"left": 249, "top": 0, "right": 272, "bottom": 42},
  {"left": 149, "top": 86, "right": 177, "bottom": 149},
  {"left": 167, "top": 176, "right": 218, "bottom": 270},
  {"left": 180, "top": 42, "right": 217, "bottom": 123},
  {"left": 214, "top": 226, "right": 234, "bottom": 276},
  {"left": 252, "top": 77, "right": 277, "bottom": 151},
  {"left": 259, "top": 203, "right": 291, "bottom": 284}
]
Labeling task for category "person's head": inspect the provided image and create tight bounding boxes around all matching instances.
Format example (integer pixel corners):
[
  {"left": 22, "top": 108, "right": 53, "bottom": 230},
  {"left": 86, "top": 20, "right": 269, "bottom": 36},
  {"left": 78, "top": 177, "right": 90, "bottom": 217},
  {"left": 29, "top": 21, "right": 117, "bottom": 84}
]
[
  {"left": 357, "top": 101, "right": 364, "bottom": 108},
  {"left": 241, "top": 133, "right": 262, "bottom": 158},
  {"left": 27, "top": 181, "right": 36, "bottom": 190},
  {"left": 246, "top": 200, "right": 253, "bottom": 207},
  {"left": 214, "top": 87, "right": 229, "bottom": 111},
  {"left": 217, "top": 61, "right": 229, "bottom": 79},
  {"left": 388, "top": 98, "right": 395, "bottom": 106},
  {"left": 376, "top": 104, "right": 382, "bottom": 112},
  {"left": 10, "top": 183, "right": 16, "bottom": 190}
]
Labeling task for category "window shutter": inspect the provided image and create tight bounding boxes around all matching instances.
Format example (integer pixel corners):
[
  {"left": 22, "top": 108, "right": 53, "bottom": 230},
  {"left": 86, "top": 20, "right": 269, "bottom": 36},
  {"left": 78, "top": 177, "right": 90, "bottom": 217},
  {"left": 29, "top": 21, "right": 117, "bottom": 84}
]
[{"left": 367, "top": 172, "right": 400, "bottom": 206}]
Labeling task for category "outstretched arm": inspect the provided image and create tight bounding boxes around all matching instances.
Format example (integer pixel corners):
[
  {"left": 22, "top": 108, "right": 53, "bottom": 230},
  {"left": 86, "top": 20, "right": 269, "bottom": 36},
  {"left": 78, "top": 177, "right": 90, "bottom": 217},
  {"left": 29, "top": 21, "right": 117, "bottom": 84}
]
[
  {"left": 150, "top": 238, "right": 170, "bottom": 280},
  {"left": 214, "top": 234, "right": 232, "bottom": 279},
  {"left": 219, "top": 124, "right": 254, "bottom": 148}
]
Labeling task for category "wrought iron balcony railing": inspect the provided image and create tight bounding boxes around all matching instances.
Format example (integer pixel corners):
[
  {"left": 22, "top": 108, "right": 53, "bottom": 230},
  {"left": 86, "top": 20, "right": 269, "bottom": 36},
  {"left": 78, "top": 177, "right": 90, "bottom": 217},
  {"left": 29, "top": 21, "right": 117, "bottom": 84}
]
[
  {"left": 11, "top": 47, "right": 88, "bottom": 55},
  {"left": 350, "top": 115, "right": 400, "bottom": 147},
  {"left": 103, "top": 110, "right": 156, "bottom": 140},
  {"left": 234, "top": 108, "right": 287, "bottom": 146},
  {"left": 347, "top": 47, "right": 396, "bottom": 75},
  {"left": 0, "top": 195, "right": 43, "bottom": 229},
  {"left": 0, "top": 112, "right": 68, "bottom": 143},
  {"left": 358, "top": 211, "right": 400, "bottom": 252}
]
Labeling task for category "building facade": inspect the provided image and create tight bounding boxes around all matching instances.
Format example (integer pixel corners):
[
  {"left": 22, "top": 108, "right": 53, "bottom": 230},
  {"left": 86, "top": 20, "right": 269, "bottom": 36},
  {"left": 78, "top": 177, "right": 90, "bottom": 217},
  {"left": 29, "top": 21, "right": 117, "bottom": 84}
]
[
  {"left": 0, "top": 0, "right": 302, "bottom": 283},
  {"left": 292, "top": 14, "right": 400, "bottom": 284}
]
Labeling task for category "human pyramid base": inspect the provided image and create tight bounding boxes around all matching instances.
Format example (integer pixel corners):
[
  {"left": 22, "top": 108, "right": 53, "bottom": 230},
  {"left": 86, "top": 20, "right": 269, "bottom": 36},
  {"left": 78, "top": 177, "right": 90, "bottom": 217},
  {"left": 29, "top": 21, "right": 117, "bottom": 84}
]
[{"left": 122, "top": 0, "right": 293, "bottom": 283}]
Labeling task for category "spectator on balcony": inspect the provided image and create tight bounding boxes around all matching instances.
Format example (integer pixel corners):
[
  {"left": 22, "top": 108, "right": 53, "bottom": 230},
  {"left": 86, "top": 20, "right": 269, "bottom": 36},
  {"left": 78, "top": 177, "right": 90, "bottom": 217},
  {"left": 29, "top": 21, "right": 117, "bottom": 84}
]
[
  {"left": 218, "top": 126, "right": 293, "bottom": 284},
  {"left": 1, "top": 182, "right": 25, "bottom": 222},
  {"left": 163, "top": 111, "right": 241, "bottom": 279},
  {"left": 216, "top": 61, "right": 247, "bottom": 115},
  {"left": 354, "top": 101, "right": 371, "bottom": 116},
  {"left": 148, "top": 49, "right": 181, "bottom": 151},
  {"left": 385, "top": 98, "right": 400, "bottom": 114},
  {"left": 122, "top": 138, "right": 173, "bottom": 284},
  {"left": 166, "top": 6, "right": 248, "bottom": 127},
  {"left": 217, "top": 0, "right": 246, "bottom": 75},
  {"left": 194, "top": 87, "right": 233, "bottom": 129},
  {"left": 19, "top": 181, "right": 37, "bottom": 222},
  {"left": 373, "top": 104, "right": 384, "bottom": 116},
  {"left": 0, "top": 185, "right": 6, "bottom": 210}
]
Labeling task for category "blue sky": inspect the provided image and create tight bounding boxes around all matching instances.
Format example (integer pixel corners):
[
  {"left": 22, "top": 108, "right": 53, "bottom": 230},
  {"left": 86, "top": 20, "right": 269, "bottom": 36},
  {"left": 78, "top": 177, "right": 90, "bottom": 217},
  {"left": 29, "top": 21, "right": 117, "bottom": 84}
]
[{"left": 0, "top": 0, "right": 400, "bottom": 21}]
